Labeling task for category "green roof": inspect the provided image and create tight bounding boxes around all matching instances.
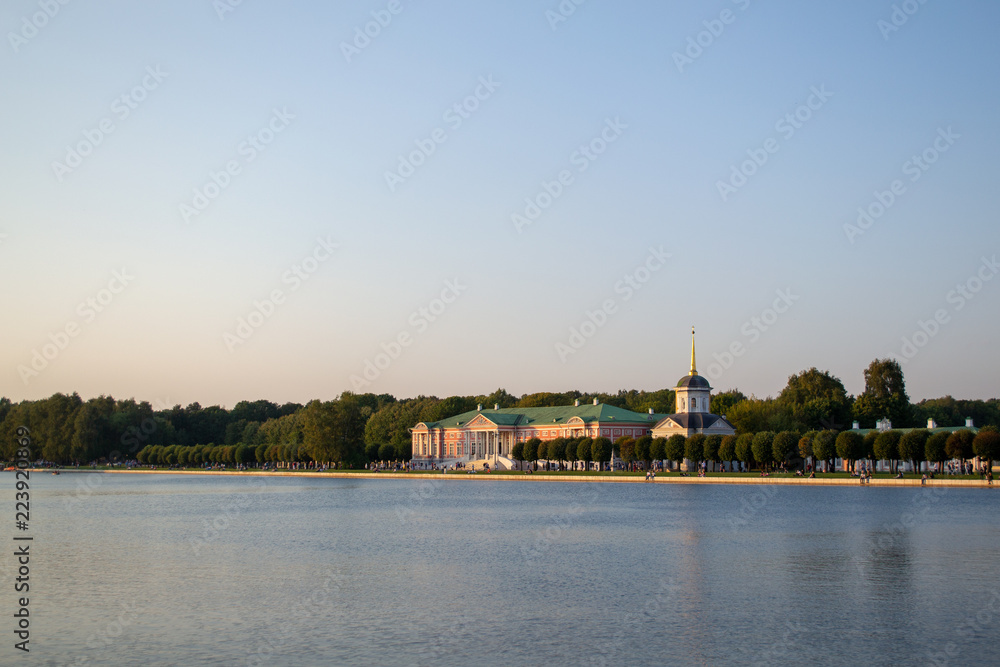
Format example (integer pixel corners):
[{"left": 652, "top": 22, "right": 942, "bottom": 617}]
[{"left": 416, "top": 403, "right": 668, "bottom": 430}]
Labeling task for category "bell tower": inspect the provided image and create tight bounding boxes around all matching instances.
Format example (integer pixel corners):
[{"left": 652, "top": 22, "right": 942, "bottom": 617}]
[{"left": 675, "top": 327, "right": 712, "bottom": 414}]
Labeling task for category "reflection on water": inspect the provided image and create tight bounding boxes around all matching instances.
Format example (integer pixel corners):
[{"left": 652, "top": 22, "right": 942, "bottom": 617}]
[{"left": 2, "top": 474, "right": 997, "bottom": 666}]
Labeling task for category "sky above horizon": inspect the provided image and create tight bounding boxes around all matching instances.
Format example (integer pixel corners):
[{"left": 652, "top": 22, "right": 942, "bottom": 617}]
[{"left": 2, "top": 0, "right": 998, "bottom": 409}]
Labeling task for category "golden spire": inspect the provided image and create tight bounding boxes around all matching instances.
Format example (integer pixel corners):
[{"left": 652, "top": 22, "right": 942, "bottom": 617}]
[{"left": 690, "top": 326, "right": 698, "bottom": 375}]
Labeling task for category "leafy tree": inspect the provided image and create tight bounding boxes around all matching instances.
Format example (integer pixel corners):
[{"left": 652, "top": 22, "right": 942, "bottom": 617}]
[
  {"left": 925, "top": 431, "right": 948, "bottom": 471},
  {"left": 516, "top": 392, "right": 573, "bottom": 408},
  {"left": 798, "top": 430, "right": 816, "bottom": 469},
  {"left": 255, "top": 443, "right": 268, "bottom": 464},
  {"left": 862, "top": 431, "right": 878, "bottom": 463},
  {"left": 898, "top": 429, "right": 930, "bottom": 473},
  {"left": 812, "top": 430, "right": 838, "bottom": 472},
  {"left": 751, "top": 431, "right": 776, "bottom": 471},
  {"left": 665, "top": 435, "right": 685, "bottom": 470},
  {"left": 778, "top": 368, "right": 853, "bottom": 431},
  {"left": 772, "top": 431, "right": 799, "bottom": 467},
  {"left": 685, "top": 434, "right": 706, "bottom": 469},
  {"left": 704, "top": 435, "right": 722, "bottom": 466},
  {"left": 478, "top": 388, "right": 517, "bottom": 409},
  {"left": 523, "top": 438, "right": 540, "bottom": 471},
  {"left": 710, "top": 390, "right": 747, "bottom": 420},
  {"left": 634, "top": 435, "right": 652, "bottom": 466},
  {"left": 536, "top": 440, "right": 549, "bottom": 464},
  {"left": 303, "top": 395, "right": 367, "bottom": 465},
  {"left": 874, "top": 430, "right": 902, "bottom": 472},
  {"left": 945, "top": 430, "right": 975, "bottom": 464},
  {"left": 650, "top": 437, "right": 666, "bottom": 462},
  {"left": 718, "top": 435, "right": 736, "bottom": 464},
  {"left": 728, "top": 398, "right": 797, "bottom": 434},
  {"left": 511, "top": 441, "right": 525, "bottom": 470},
  {"left": 591, "top": 437, "right": 611, "bottom": 467},
  {"left": 973, "top": 429, "right": 1000, "bottom": 469},
  {"left": 852, "top": 359, "right": 910, "bottom": 428},
  {"left": 734, "top": 433, "right": 754, "bottom": 471},
  {"left": 365, "top": 442, "right": 379, "bottom": 462},
  {"left": 563, "top": 438, "right": 578, "bottom": 469},
  {"left": 576, "top": 438, "right": 593, "bottom": 470},
  {"left": 835, "top": 431, "right": 864, "bottom": 473},
  {"left": 377, "top": 443, "right": 395, "bottom": 462},
  {"left": 617, "top": 436, "right": 636, "bottom": 463},
  {"left": 234, "top": 444, "right": 252, "bottom": 465},
  {"left": 798, "top": 435, "right": 813, "bottom": 461},
  {"left": 546, "top": 438, "right": 566, "bottom": 464},
  {"left": 913, "top": 396, "right": 1000, "bottom": 429}
]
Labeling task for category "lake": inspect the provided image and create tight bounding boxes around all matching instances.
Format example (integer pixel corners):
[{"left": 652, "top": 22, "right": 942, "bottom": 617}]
[{"left": 5, "top": 473, "right": 998, "bottom": 666}]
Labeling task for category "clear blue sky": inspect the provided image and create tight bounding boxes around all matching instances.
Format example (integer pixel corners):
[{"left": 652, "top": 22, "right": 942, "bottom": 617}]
[{"left": 2, "top": 0, "right": 998, "bottom": 407}]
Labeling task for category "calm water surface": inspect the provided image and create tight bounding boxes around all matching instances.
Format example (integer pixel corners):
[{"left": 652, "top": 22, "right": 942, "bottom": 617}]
[{"left": 4, "top": 473, "right": 998, "bottom": 666}]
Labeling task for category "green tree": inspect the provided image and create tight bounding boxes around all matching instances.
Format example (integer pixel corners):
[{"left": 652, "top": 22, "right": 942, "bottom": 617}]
[
  {"left": 563, "top": 438, "right": 578, "bottom": 469},
  {"left": 728, "top": 398, "right": 797, "bottom": 434},
  {"left": 617, "top": 436, "right": 636, "bottom": 463},
  {"left": 835, "top": 431, "right": 864, "bottom": 473},
  {"left": 523, "top": 437, "right": 540, "bottom": 471},
  {"left": 685, "top": 434, "right": 706, "bottom": 470},
  {"left": 734, "top": 433, "right": 754, "bottom": 471},
  {"left": 874, "top": 430, "right": 902, "bottom": 472},
  {"left": 812, "top": 430, "right": 838, "bottom": 472},
  {"left": 862, "top": 431, "right": 878, "bottom": 462},
  {"left": 634, "top": 435, "right": 652, "bottom": 466},
  {"left": 234, "top": 444, "right": 252, "bottom": 466},
  {"left": 704, "top": 435, "right": 722, "bottom": 467},
  {"left": 710, "top": 390, "right": 747, "bottom": 420},
  {"left": 255, "top": 443, "right": 268, "bottom": 465},
  {"left": 798, "top": 430, "right": 817, "bottom": 469},
  {"left": 751, "top": 431, "right": 776, "bottom": 471},
  {"left": 665, "top": 435, "right": 685, "bottom": 470},
  {"left": 973, "top": 429, "right": 1000, "bottom": 470},
  {"left": 771, "top": 431, "right": 799, "bottom": 467},
  {"left": 650, "top": 437, "right": 665, "bottom": 463},
  {"left": 925, "top": 431, "right": 948, "bottom": 471},
  {"left": 511, "top": 441, "right": 525, "bottom": 471},
  {"left": 718, "top": 435, "right": 736, "bottom": 464},
  {"left": 591, "top": 437, "right": 611, "bottom": 468},
  {"left": 546, "top": 438, "right": 566, "bottom": 465},
  {"left": 898, "top": 429, "right": 929, "bottom": 473},
  {"left": 852, "top": 359, "right": 910, "bottom": 428},
  {"left": 377, "top": 443, "right": 395, "bottom": 461},
  {"left": 778, "top": 368, "right": 853, "bottom": 431},
  {"left": 536, "top": 440, "right": 549, "bottom": 465},
  {"left": 945, "top": 430, "right": 975, "bottom": 465},
  {"left": 303, "top": 395, "right": 368, "bottom": 465},
  {"left": 576, "top": 438, "right": 593, "bottom": 470}
]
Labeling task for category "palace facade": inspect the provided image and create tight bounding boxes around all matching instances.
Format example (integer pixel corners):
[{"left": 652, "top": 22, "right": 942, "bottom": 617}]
[{"left": 409, "top": 329, "right": 735, "bottom": 468}]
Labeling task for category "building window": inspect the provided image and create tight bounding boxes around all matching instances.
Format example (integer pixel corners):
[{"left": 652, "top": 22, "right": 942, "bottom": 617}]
[{"left": 691, "top": 398, "right": 697, "bottom": 409}]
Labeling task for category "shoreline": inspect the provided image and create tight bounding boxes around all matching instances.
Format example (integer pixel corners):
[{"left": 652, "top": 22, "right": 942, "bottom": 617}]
[{"left": 31, "top": 468, "right": 995, "bottom": 488}]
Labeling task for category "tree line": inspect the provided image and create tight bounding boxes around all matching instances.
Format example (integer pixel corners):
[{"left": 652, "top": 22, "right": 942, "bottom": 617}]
[
  {"left": 505, "top": 427, "right": 999, "bottom": 474},
  {"left": 1, "top": 358, "right": 998, "bottom": 466}
]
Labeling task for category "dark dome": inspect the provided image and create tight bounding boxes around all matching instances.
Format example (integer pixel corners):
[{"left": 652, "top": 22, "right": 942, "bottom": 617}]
[{"left": 676, "top": 374, "right": 711, "bottom": 389}]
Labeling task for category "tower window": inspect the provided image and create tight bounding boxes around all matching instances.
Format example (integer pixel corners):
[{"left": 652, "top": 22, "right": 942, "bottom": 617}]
[{"left": 691, "top": 398, "right": 697, "bottom": 409}]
